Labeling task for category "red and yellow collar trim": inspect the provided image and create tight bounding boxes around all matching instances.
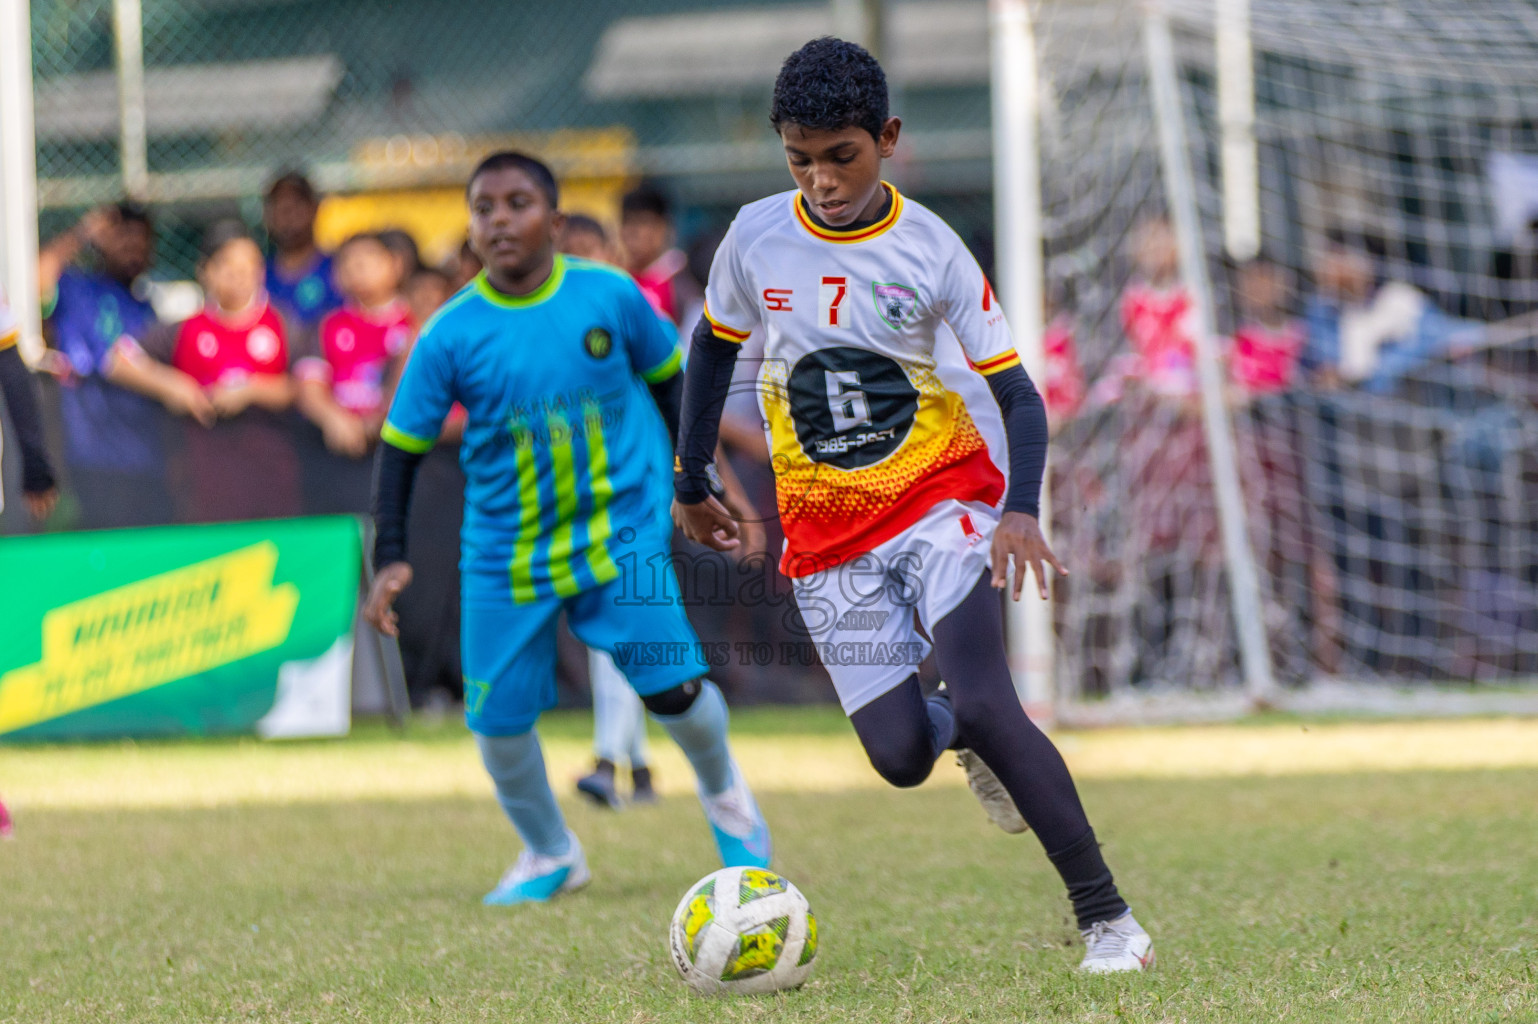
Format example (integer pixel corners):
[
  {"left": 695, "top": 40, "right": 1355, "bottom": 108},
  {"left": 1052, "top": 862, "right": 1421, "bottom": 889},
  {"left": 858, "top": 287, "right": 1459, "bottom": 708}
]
[{"left": 793, "top": 183, "right": 904, "bottom": 244}]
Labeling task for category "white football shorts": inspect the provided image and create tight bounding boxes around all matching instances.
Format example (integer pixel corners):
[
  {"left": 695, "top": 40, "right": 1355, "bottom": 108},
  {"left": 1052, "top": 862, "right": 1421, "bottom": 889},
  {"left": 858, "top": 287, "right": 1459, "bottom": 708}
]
[{"left": 789, "top": 498, "right": 997, "bottom": 714}]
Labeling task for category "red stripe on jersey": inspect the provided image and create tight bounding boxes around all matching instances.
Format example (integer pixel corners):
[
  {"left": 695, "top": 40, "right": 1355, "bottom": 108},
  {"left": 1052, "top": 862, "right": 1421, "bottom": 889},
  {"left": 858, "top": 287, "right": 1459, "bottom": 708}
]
[
  {"left": 969, "top": 350, "right": 1021, "bottom": 375},
  {"left": 779, "top": 447, "right": 1004, "bottom": 578},
  {"left": 704, "top": 305, "right": 751, "bottom": 342}
]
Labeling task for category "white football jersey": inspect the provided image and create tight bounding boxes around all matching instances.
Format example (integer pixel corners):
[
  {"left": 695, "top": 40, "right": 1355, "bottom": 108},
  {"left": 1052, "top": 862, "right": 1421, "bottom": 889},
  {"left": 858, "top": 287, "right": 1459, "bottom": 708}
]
[{"left": 704, "top": 184, "right": 1022, "bottom": 576}]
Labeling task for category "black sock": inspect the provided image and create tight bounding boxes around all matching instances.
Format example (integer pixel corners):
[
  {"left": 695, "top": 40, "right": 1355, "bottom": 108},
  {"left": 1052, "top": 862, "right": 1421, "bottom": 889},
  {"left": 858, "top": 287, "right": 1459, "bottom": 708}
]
[{"left": 1047, "top": 829, "right": 1130, "bottom": 930}]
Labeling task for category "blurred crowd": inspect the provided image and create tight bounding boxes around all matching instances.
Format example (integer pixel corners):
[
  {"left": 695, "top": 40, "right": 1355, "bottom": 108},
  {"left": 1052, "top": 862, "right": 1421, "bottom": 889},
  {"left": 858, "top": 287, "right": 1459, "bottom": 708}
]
[
  {"left": 14, "top": 175, "right": 1537, "bottom": 699},
  {"left": 20, "top": 171, "right": 783, "bottom": 708},
  {"left": 1043, "top": 215, "right": 1538, "bottom": 688}
]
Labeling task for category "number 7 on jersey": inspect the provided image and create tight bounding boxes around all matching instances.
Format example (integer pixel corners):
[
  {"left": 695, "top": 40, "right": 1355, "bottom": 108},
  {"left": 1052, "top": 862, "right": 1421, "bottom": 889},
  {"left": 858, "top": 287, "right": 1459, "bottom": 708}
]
[{"left": 819, "top": 276, "right": 848, "bottom": 328}]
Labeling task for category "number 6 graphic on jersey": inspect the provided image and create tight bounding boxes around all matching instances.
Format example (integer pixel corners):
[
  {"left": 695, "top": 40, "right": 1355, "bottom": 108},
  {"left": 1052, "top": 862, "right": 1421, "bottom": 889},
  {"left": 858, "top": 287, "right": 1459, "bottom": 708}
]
[
  {"left": 788, "top": 347, "right": 919, "bottom": 470},
  {"left": 819, "top": 276, "right": 848, "bottom": 328},
  {"left": 825, "top": 370, "right": 872, "bottom": 432}
]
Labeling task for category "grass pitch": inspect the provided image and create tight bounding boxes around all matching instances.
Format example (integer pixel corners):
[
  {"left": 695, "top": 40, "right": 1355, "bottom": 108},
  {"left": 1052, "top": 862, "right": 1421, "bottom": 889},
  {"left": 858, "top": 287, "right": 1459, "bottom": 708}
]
[{"left": 2, "top": 710, "right": 1536, "bottom": 1023}]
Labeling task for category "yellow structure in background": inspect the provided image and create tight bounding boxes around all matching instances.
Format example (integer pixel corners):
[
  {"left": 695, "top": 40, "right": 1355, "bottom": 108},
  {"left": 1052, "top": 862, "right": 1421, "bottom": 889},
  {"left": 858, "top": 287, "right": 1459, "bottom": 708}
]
[{"left": 315, "top": 129, "right": 635, "bottom": 268}]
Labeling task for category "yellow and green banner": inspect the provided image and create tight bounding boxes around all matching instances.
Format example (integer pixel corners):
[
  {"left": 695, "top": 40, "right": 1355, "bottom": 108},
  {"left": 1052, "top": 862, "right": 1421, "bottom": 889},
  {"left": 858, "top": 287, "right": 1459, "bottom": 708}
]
[{"left": 0, "top": 517, "right": 360, "bottom": 741}]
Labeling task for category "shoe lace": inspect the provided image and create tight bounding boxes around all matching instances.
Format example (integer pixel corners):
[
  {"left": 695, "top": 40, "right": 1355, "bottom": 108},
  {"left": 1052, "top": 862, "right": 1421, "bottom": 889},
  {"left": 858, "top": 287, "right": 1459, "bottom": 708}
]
[{"left": 1084, "top": 919, "right": 1132, "bottom": 960}]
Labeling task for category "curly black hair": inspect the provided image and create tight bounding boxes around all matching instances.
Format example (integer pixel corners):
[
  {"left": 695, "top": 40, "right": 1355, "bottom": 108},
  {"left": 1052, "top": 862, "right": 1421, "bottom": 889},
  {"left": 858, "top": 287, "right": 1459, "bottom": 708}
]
[
  {"left": 770, "top": 37, "right": 889, "bottom": 142},
  {"left": 466, "top": 151, "right": 559, "bottom": 208}
]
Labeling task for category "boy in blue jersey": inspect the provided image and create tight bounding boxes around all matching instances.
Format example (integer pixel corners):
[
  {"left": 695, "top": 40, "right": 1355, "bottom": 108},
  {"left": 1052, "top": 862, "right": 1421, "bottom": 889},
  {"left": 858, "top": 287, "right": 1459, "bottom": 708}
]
[
  {"left": 263, "top": 172, "right": 344, "bottom": 332},
  {"left": 364, "top": 151, "right": 772, "bottom": 905}
]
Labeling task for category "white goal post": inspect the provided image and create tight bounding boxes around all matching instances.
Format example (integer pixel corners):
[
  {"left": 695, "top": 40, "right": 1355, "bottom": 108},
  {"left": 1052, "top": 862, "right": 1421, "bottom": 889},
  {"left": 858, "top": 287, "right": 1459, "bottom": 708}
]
[{"left": 996, "top": 0, "right": 1538, "bottom": 723}]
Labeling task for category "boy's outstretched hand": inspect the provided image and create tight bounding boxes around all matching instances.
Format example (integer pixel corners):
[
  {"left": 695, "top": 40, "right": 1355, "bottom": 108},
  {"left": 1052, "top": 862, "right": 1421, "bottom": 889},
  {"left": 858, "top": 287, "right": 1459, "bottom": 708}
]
[
  {"left": 364, "top": 562, "right": 414, "bottom": 636},
  {"left": 672, "top": 497, "right": 742, "bottom": 552},
  {"left": 990, "top": 511, "right": 1068, "bottom": 601}
]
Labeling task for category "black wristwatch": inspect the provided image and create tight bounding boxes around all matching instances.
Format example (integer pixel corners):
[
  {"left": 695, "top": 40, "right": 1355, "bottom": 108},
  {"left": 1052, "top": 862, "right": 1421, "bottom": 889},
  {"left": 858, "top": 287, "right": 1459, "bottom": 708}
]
[{"left": 674, "top": 456, "right": 728, "bottom": 503}]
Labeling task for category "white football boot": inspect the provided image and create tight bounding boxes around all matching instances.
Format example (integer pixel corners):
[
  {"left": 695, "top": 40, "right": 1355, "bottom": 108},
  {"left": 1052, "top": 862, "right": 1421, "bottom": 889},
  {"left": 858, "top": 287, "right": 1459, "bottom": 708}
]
[
  {"left": 955, "top": 749, "right": 1030, "bottom": 834},
  {"left": 1079, "top": 912, "right": 1155, "bottom": 973},
  {"left": 700, "top": 764, "right": 773, "bottom": 868},
  {"left": 483, "top": 831, "right": 591, "bottom": 906}
]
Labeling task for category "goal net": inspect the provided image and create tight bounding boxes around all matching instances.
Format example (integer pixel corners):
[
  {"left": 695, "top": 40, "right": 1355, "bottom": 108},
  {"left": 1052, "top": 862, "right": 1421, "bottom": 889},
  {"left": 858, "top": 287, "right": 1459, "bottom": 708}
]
[{"left": 1030, "top": 0, "right": 1538, "bottom": 705}]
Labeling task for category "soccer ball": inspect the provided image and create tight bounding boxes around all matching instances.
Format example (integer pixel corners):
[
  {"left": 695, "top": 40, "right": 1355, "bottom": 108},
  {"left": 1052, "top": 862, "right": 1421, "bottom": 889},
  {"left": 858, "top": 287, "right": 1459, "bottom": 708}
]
[{"left": 668, "top": 866, "right": 818, "bottom": 995}]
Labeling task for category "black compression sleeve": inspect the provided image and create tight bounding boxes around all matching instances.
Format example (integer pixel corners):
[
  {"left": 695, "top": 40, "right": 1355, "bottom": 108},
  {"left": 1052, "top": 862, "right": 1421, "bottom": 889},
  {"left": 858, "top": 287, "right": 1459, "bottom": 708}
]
[
  {"left": 675, "top": 317, "right": 740, "bottom": 504},
  {"left": 372, "top": 441, "right": 426, "bottom": 570},
  {"left": 648, "top": 370, "right": 683, "bottom": 451},
  {"left": 985, "top": 363, "right": 1048, "bottom": 519},
  {"left": 0, "top": 345, "right": 57, "bottom": 494}
]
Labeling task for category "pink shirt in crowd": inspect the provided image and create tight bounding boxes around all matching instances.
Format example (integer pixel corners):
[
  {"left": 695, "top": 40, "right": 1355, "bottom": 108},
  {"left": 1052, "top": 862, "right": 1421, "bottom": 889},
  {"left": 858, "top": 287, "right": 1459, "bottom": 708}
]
[
  {"left": 1228, "top": 321, "right": 1304, "bottom": 395},
  {"left": 1120, "top": 282, "right": 1199, "bottom": 398},
  {"left": 166, "top": 300, "right": 289, "bottom": 386},
  {"left": 296, "top": 300, "right": 413, "bottom": 417},
  {"left": 1042, "top": 315, "right": 1085, "bottom": 423}
]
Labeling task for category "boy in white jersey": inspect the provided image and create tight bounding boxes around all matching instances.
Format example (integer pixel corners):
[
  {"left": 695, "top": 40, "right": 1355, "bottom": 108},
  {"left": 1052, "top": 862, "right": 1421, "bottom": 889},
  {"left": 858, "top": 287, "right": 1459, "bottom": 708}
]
[{"left": 674, "top": 38, "right": 1154, "bottom": 972}]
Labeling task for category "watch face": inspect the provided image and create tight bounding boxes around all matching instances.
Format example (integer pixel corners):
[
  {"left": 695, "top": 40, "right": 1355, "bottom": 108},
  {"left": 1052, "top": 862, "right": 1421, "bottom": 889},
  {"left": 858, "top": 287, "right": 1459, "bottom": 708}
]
[{"left": 704, "top": 463, "right": 726, "bottom": 498}]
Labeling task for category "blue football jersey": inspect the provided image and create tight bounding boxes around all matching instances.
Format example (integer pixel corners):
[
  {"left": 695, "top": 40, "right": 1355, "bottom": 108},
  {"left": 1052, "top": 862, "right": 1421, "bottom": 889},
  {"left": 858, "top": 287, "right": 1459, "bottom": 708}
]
[
  {"left": 266, "top": 252, "right": 343, "bottom": 331},
  {"left": 47, "top": 268, "right": 164, "bottom": 473},
  {"left": 383, "top": 255, "right": 682, "bottom": 603}
]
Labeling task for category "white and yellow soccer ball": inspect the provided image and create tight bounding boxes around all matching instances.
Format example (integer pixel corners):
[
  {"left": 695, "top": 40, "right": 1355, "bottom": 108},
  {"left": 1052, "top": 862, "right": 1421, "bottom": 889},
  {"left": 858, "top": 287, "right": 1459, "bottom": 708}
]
[{"left": 668, "top": 866, "right": 819, "bottom": 995}]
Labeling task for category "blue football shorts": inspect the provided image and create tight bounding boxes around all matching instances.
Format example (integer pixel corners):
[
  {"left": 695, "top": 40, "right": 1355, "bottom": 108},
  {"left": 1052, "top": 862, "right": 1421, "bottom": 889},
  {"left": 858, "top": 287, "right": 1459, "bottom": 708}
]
[{"left": 458, "top": 537, "right": 708, "bottom": 736}]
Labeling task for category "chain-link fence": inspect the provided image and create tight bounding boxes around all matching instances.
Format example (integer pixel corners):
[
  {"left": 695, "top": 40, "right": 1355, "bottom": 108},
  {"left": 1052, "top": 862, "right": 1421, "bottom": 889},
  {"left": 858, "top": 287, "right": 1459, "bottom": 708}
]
[
  {"left": 30, "top": 0, "right": 1001, "bottom": 275},
  {"left": 1035, "top": 0, "right": 1538, "bottom": 705},
  {"left": 19, "top": 0, "right": 1538, "bottom": 708}
]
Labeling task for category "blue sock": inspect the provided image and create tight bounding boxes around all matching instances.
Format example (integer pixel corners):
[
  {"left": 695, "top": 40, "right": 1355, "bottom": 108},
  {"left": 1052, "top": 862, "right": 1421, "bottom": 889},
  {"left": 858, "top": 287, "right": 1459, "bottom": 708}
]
[
  {"left": 474, "top": 731, "right": 571, "bottom": 858},
  {"left": 651, "top": 680, "right": 734, "bottom": 796}
]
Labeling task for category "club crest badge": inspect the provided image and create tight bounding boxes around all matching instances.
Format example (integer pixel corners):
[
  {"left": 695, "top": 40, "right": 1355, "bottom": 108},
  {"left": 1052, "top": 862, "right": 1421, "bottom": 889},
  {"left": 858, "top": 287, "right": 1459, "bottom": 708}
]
[
  {"left": 872, "top": 282, "right": 919, "bottom": 330},
  {"left": 583, "top": 326, "right": 613, "bottom": 359}
]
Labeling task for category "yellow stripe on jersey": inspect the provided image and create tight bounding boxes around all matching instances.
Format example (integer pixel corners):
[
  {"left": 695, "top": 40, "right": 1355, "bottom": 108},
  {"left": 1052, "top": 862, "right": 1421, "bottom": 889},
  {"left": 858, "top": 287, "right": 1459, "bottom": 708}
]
[
  {"left": 703, "top": 304, "right": 751, "bottom": 344},
  {"left": 0, "top": 329, "right": 17, "bottom": 352},
  {"left": 380, "top": 420, "right": 435, "bottom": 454},
  {"left": 792, "top": 183, "right": 905, "bottom": 244},
  {"left": 641, "top": 345, "right": 684, "bottom": 383},
  {"left": 970, "top": 350, "right": 1022, "bottom": 376}
]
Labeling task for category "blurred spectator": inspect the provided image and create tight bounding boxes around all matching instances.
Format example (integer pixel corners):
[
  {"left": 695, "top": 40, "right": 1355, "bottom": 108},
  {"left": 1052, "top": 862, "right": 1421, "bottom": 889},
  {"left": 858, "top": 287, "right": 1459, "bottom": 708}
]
[
  {"left": 1227, "top": 256, "right": 1305, "bottom": 398},
  {"left": 389, "top": 266, "right": 465, "bottom": 709},
  {"left": 1042, "top": 289, "right": 1085, "bottom": 428},
  {"left": 675, "top": 229, "right": 767, "bottom": 466},
  {"left": 450, "top": 238, "right": 482, "bottom": 291},
  {"left": 263, "top": 171, "right": 343, "bottom": 332},
  {"left": 1118, "top": 216, "right": 1222, "bottom": 686},
  {"left": 377, "top": 228, "right": 422, "bottom": 279},
  {"left": 0, "top": 285, "right": 58, "bottom": 523},
  {"left": 111, "top": 221, "right": 299, "bottom": 523},
  {"left": 1302, "top": 238, "right": 1483, "bottom": 395},
  {"left": 1225, "top": 256, "right": 1342, "bottom": 677},
  {"left": 1490, "top": 214, "right": 1538, "bottom": 319},
  {"left": 559, "top": 214, "right": 618, "bottom": 264},
  {"left": 1120, "top": 216, "right": 1199, "bottom": 400},
  {"left": 294, "top": 232, "right": 412, "bottom": 514},
  {"left": 621, "top": 183, "right": 695, "bottom": 327},
  {"left": 403, "top": 266, "right": 453, "bottom": 327},
  {"left": 37, "top": 202, "right": 173, "bottom": 528}
]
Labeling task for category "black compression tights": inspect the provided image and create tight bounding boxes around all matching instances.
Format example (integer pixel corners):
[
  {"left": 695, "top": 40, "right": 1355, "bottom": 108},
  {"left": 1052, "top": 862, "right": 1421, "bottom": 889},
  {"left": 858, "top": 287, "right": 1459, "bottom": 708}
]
[{"left": 848, "top": 571, "right": 1129, "bottom": 927}]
